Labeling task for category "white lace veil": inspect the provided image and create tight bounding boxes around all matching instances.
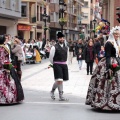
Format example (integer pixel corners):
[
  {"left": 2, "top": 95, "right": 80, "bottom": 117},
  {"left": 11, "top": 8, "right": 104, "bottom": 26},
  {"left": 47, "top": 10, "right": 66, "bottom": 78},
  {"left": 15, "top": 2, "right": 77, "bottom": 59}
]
[{"left": 107, "top": 26, "right": 120, "bottom": 57}]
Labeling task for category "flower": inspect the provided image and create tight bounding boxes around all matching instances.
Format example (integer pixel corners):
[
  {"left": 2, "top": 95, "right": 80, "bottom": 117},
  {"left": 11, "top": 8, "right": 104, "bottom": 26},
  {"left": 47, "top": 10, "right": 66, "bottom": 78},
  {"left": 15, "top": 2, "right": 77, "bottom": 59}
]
[
  {"left": 48, "top": 64, "right": 53, "bottom": 69},
  {"left": 59, "top": 18, "right": 67, "bottom": 22},
  {"left": 108, "top": 63, "right": 120, "bottom": 82},
  {"left": 3, "top": 61, "right": 12, "bottom": 70},
  {"left": 112, "top": 63, "right": 118, "bottom": 68}
]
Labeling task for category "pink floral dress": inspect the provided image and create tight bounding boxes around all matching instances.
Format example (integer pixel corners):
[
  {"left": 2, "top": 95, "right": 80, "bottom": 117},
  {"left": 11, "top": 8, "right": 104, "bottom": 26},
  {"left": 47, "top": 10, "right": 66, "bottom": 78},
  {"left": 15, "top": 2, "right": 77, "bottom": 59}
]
[{"left": 0, "top": 45, "right": 17, "bottom": 104}]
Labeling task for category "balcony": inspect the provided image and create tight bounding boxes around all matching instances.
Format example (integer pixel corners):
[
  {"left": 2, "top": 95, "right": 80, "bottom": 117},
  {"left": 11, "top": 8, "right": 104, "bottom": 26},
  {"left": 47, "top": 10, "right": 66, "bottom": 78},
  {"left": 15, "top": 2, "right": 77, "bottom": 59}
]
[
  {"left": 49, "top": 3, "right": 59, "bottom": 13},
  {"left": 0, "top": 0, "right": 21, "bottom": 19}
]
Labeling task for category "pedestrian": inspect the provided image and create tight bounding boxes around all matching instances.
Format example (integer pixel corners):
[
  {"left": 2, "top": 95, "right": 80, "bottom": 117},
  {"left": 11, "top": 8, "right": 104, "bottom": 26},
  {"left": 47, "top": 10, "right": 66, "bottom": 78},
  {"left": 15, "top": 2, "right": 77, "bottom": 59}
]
[
  {"left": 76, "top": 39, "right": 84, "bottom": 55},
  {"left": 0, "top": 35, "right": 24, "bottom": 104},
  {"left": 98, "top": 46, "right": 105, "bottom": 61},
  {"left": 77, "top": 48, "right": 83, "bottom": 70},
  {"left": 84, "top": 41, "right": 95, "bottom": 75},
  {"left": 49, "top": 32, "right": 69, "bottom": 101},
  {"left": 98, "top": 32, "right": 104, "bottom": 46},
  {"left": 12, "top": 38, "right": 23, "bottom": 81},
  {"left": 85, "top": 26, "right": 120, "bottom": 110},
  {"left": 68, "top": 39, "right": 74, "bottom": 64}
]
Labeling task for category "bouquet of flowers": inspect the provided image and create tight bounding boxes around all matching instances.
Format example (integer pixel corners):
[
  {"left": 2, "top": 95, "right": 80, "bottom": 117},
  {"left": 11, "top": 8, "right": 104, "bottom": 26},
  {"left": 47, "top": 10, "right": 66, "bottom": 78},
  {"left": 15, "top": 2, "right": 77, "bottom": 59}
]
[
  {"left": 108, "top": 63, "right": 120, "bottom": 82},
  {"left": 3, "top": 61, "right": 12, "bottom": 70},
  {"left": 48, "top": 64, "right": 53, "bottom": 69}
]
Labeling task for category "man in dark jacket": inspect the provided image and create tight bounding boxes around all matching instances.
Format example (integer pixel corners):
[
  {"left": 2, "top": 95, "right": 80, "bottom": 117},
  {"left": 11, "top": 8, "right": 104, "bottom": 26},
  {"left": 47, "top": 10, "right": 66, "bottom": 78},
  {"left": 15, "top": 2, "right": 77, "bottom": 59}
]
[{"left": 94, "top": 38, "right": 101, "bottom": 57}]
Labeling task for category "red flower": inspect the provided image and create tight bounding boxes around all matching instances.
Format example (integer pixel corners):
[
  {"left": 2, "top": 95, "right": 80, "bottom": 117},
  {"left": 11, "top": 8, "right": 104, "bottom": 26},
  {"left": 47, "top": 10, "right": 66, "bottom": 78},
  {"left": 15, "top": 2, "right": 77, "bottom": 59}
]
[
  {"left": 48, "top": 66, "right": 50, "bottom": 69},
  {"left": 4, "top": 62, "right": 10, "bottom": 64},
  {"left": 112, "top": 63, "right": 118, "bottom": 68}
]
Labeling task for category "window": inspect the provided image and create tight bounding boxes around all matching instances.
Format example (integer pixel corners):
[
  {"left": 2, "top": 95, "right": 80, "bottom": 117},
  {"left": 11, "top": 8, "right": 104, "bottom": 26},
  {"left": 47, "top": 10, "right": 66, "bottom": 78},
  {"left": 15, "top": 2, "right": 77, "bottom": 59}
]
[
  {"left": 84, "top": 2, "right": 88, "bottom": 8},
  {"left": 21, "top": 3, "right": 27, "bottom": 17},
  {"left": 37, "top": 5, "right": 39, "bottom": 21},
  {"left": 50, "top": 12, "right": 54, "bottom": 22},
  {"left": 83, "top": 13, "right": 88, "bottom": 19}
]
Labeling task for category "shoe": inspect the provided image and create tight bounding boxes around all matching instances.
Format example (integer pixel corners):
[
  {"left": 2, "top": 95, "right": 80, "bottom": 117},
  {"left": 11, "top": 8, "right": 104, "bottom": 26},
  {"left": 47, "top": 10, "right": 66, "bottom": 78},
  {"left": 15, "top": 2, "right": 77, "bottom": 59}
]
[
  {"left": 87, "top": 73, "right": 89, "bottom": 75},
  {"left": 50, "top": 91, "right": 55, "bottom": 100},
  {"left": 59, "top": 97, "right": 69, "bottom": 101},
  {"left": 59, "top": 91, "right": 69, "bottom": 101},
  {"left": 90, "top": 73, "right": 93, "bottom": 75}
]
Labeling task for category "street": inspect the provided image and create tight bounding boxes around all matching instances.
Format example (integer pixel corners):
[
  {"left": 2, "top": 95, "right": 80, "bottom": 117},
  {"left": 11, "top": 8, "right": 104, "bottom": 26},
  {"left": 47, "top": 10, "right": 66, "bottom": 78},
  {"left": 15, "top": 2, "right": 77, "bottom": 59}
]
[{"left": 0, "top": 58, "right": 120, "bottom": 120}]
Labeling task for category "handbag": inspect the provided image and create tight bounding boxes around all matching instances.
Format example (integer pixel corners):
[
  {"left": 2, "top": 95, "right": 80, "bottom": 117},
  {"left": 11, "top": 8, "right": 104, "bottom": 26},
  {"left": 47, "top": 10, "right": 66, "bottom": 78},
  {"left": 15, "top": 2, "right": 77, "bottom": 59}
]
[{"left": 95, "top": 57, "right": 98, "bottom": 64}]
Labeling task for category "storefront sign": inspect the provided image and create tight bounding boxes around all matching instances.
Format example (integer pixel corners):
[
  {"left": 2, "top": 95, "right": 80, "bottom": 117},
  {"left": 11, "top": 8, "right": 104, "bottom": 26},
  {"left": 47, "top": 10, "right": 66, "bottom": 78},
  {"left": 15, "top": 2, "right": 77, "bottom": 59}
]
[{"left": 17, "top": 25, "right": 31, "bottom": 31}]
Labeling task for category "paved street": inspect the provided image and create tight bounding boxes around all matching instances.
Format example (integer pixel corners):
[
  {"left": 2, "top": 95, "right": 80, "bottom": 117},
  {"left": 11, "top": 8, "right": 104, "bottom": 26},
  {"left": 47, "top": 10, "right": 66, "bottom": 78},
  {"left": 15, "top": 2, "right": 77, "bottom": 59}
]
[{"left": 0, "top": 58, "right": 120, "bottom": 120}]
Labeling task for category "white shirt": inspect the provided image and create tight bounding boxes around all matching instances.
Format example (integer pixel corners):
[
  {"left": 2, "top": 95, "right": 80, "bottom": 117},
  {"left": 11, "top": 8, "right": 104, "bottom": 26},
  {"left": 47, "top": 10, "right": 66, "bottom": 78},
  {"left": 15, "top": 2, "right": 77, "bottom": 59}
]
[{"left": 49, "top": 43, "right": 68, "bottom": 64}]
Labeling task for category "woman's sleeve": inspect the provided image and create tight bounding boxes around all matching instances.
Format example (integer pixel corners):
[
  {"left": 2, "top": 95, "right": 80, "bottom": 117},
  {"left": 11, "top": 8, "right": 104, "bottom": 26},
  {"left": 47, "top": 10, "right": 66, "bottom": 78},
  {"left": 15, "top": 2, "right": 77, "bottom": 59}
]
[
  {"left": 105, "top": 42, "right": 112, "bottom": 70},
  {"left": 12, "top": 46, "right": 19, "bottom": 53}
]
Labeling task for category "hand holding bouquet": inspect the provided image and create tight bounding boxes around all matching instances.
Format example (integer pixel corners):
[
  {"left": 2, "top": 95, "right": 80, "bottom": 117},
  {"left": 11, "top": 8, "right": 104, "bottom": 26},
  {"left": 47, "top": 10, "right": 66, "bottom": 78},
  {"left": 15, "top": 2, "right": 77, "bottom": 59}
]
[
  {"left": 107, "top": 63, "right": 120, "bottom": 82},
  {"left": 48, "top": 64, "right": 53, "bottom": 69},
  {"left": 3, "top": 61, "right": 12, "bottom": 70}
]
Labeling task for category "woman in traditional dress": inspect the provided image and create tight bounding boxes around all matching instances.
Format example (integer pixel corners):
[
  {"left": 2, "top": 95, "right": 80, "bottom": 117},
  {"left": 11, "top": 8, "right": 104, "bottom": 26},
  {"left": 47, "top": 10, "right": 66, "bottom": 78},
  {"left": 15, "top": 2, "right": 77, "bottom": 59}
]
[
  {"left": 0, "top": 35, "right": 24, "bottom": 104},
  {"left": 85, "top": 26, "right": 120, "bottom": 110}
]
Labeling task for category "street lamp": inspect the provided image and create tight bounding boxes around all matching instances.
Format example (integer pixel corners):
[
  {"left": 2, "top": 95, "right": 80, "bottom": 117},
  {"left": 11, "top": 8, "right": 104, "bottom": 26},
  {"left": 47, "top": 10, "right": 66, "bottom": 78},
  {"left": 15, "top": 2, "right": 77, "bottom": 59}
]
[
  {"left": 42, "top": 7, "right": 48, "bottom": 50},
  {"left": 59, "top": 0, "right": 67, "bottom": 33},
  {"left": 92, "top": 19, "right": 97, "bottom": 38}
]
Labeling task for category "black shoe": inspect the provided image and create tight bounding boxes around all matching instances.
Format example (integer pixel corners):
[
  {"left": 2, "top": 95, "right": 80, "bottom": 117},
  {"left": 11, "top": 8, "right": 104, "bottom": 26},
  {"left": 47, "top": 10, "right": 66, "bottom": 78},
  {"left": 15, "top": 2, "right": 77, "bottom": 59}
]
[
  {"left": 90, "top": 72, "right": 93, "bottom": 75},
  {"left": 87, "top": 73, "right": 89, "bottom": 75}
]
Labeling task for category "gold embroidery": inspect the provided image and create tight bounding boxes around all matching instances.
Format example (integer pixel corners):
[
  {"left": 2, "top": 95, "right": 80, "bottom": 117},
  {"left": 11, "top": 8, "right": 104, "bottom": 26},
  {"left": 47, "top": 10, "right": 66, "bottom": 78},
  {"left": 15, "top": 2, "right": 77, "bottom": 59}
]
[{"left": 0, "top": 44, "right": 10, "bottom": 54}]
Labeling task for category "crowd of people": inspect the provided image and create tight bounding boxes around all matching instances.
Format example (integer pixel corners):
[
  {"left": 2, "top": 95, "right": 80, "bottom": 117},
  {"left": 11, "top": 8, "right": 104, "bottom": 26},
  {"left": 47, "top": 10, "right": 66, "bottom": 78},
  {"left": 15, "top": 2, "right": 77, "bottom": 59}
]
[
  {"left": 1, "top": 26, "right": 120, "bottom": 111},
  {"left": 67, "top": 32, "right": 105, "bottom": 75}
]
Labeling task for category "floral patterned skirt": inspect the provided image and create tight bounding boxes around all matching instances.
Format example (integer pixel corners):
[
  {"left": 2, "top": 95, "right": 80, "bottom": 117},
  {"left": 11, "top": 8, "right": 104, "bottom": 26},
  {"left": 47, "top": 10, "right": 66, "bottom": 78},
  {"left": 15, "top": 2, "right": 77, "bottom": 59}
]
[
  {"left": 85, "top": 57, "right": 120, "bottom": 110},
  {"left": 0, "top": 70, "right": 17, "bottom": 104}
]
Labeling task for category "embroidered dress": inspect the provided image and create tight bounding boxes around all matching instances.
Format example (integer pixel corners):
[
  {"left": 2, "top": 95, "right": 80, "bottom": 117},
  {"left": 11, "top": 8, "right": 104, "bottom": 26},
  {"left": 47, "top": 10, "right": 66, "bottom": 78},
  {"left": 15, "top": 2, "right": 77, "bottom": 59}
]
[
  {"left": 85, "top": 42, "right": 120, "bottom": 110},
  {"left": 0, "top": 45, "right": 23, "bottom": 104}
]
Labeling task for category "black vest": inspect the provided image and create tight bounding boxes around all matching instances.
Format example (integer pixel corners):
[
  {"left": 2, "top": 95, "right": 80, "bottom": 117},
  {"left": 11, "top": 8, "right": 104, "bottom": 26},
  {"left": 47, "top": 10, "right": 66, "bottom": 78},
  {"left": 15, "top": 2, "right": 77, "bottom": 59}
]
[{"left": 53, "top": 43, "right": 67, "bottom": 62}]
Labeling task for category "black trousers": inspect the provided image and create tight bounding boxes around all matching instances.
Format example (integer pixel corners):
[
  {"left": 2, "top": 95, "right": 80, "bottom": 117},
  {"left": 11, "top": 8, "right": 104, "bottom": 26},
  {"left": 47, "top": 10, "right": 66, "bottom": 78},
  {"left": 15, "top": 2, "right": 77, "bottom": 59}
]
[{"left": 86, "top": 62, "right": 93, "bottom": 74}]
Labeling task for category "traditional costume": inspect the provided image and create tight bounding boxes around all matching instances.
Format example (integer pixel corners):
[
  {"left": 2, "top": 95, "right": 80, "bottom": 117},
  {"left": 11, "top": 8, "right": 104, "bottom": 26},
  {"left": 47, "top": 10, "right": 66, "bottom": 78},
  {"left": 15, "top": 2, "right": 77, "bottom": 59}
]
[
  {"left": 49, "top": 32, "right": 69, "bottom": 101},
  {"left": 0, "top": 35, "right": 24, "bottom": 104},
  {"left": 85, "top": 26, "right": 120, "bottom": 110}
]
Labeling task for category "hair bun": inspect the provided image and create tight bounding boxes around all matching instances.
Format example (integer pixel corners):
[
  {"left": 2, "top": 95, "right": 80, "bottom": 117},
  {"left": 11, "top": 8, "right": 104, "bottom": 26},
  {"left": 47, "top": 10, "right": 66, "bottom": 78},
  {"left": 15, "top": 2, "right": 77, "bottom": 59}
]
[{"left": 0, "top": 35, "right": 5, "bottom": 44}]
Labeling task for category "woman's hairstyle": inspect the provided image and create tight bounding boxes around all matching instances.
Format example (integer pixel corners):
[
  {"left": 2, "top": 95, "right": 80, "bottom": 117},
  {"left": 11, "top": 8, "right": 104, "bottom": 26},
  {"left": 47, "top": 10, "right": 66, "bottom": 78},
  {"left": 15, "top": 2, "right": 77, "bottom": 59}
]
[
  {"left": 113, "top": 29, "right": 120, "bottom": 34},
  {"left": 14, "top": 38, "right": 20, "bottom": 44},
  {"left": 0, "top": 35, "right": 5, "bottom": 44},
  {"left": 88, "top": 40, "right": 93, "bottom": 45}
]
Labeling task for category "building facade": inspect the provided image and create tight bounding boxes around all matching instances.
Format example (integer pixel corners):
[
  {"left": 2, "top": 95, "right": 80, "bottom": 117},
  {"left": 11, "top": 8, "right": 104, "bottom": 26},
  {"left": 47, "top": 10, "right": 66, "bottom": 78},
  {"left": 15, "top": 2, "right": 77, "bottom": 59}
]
[
  {"left": 0, "top": 0, "right": 21, "bottom": 37},
  {"left": 100, "top": 0, "right": 120, "bottom": 28},
  {"left": 49, "top": 0, "right": 84, "bottom": 41},
  {"left": 18, "top": 0, "right": 50, "bottom": 41},
  {"left": 81, "top": 0, "right": 90, "bottom": 39}
]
